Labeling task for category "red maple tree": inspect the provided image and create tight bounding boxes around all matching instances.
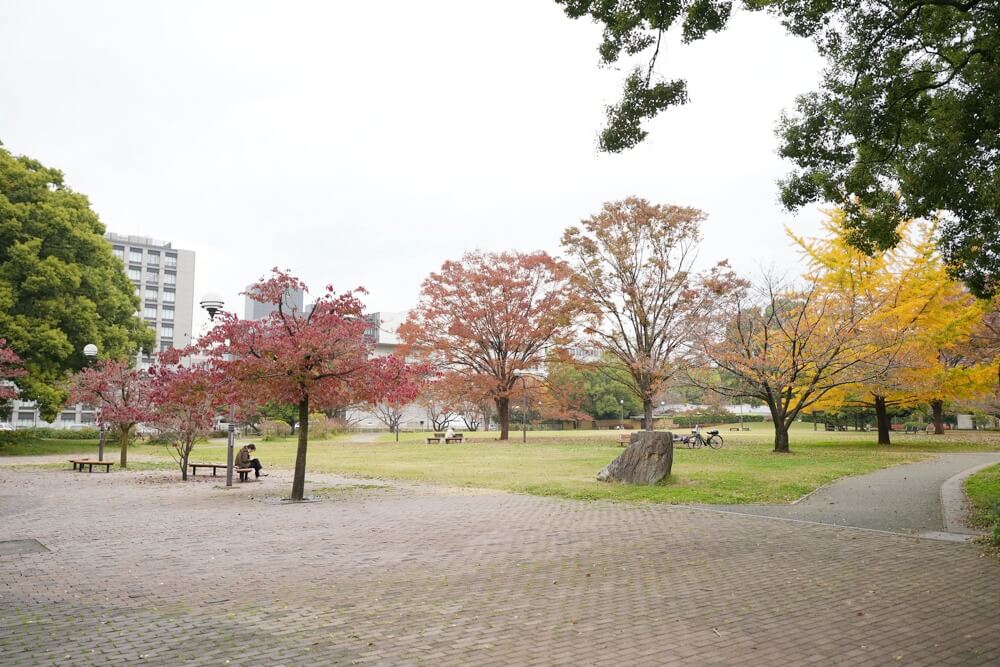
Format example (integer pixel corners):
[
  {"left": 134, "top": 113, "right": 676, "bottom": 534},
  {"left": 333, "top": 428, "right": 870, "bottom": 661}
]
[
  {"left": 67, "top": 360, "right": 154, "bottom": 467},
  {"left": 0, "top": 339, "right": 26, "bottom": 403},
  {"left": 399, "top": 251, "right": 580, "bottom": 440},
  {"left": 198, "top": 270, "right": 429, "bottom": 500},
  {"left": 148, "top": 348, "right": 227, "bottom": 480}
]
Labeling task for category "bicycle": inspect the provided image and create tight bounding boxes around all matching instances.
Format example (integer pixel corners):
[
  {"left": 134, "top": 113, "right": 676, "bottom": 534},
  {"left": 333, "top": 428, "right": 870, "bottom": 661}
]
[{"left": 686, "top": 429, "right": 724, "bottom": 449}]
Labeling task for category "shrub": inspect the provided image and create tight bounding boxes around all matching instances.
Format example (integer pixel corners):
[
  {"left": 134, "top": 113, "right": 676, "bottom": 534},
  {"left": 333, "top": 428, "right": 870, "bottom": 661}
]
[
  {"left": 260, "top": 419, "right": 292, "bottom": 440},
  {"left": 0, "top": 430, "right": 31, "bottom": 446},
  {"left": 22, "top": 427, "right": 101, "bottom": 440},
  {"left": 672, "top": 412, "right": 765, "bottom": 428},
  {"left": 308, "top": 413, "right": 330, "bottom": 438}
]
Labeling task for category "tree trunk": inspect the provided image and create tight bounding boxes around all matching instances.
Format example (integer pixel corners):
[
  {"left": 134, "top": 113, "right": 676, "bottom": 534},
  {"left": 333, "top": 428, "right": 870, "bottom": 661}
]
[
  {"left": 874, "top": 396, "right": 891, "bottom": 445},
  {"left": 291, "top": 396, "right": 310, "bottom": 501},
  {"left": 181, "top": 443, "right": 189, "bottom": 480},
  {"left": 119, "top": 426, "right": 129, "bottom": 468},
  {"left": 773, "top": 424, "right": 790, "bottom": 453},
  {"left": 496, "top": 396, "right": 510, "bottom": 441},
  {"left": 643, "top": 398, "right": 653, "bottom": 432},
  {"left": 931, "top": 399, "right": 945, "bottom": 435},
  {"left": 765, "top": 402, "right": 791, "bottom": 453},
  {"left": 395, "top": 422, "right": 399, "bottom": 442}
]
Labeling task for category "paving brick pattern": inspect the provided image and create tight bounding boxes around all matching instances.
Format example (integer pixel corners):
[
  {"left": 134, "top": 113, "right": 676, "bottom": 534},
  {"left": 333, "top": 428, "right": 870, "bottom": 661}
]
[{"left": 0, "top": 467, "right": 998, "bottom": 666}]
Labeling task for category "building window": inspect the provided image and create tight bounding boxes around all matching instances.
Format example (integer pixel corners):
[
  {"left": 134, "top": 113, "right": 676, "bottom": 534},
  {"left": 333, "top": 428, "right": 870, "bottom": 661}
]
[
  {"left": 163, "top": 290, "right": 175, "bottom": 303},
  {"left": 163, "top": 272, "right": 176, "bottom": 285},
  {"left": 113, "top": 246, "right": 125, "bottom": 261},
  {"left": 160, "top": 325, "right": 173, "bottom": 339},
  {"left": 147, "top": 270, "right": 158, "bottom": 283},
  {"left": 128, "top": 268, "right": 141, "bottom": 281},
  {"left": 160, "top": 341, "right": 173, "bottom": 352},
  {"left": 147, "top": 251, "right": 159, "bottom": 266},
  {"left": 145, "top": 287, "right": 158, "bottom": 300},
  {"left": 144, "top": 305, "right": 157, "bottom": 319},
  {"left": 60, "top": 411, "right": 76, "bottom": 423},
  {"left": 165, "top": 254, "right": 177, "bottom": 268},
  {"left": 161, "top": 306, "right": 174, "bottom": 320},
  {"left": 17, "top": 411, "right": 35, "bottom": 426},
  {"left": 129, "top": 249, "right": 143, "bottom": 264}
]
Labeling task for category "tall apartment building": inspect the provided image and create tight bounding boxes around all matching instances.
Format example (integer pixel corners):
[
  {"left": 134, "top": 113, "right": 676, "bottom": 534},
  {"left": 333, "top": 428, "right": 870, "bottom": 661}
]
[
  {"left": 2, "top": 234, "right": 196, "bottom": 429},
  {"left": 107, "top": 233, "right": 196, "bottom": 359}
]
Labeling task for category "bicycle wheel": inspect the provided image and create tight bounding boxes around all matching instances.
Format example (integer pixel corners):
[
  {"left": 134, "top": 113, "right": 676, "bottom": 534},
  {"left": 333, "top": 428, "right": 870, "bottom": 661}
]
[{"left": 708, "top": 434, "right": 724, "bottom": 449}]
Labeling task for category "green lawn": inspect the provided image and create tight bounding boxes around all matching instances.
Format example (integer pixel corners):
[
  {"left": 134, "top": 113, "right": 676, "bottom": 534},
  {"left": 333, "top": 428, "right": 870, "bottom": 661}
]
[
  {"left": 965, "top": 463, "right": 1000, "bottom": 530},
  {"left": 5, "top": 423, "right": 999, "bottom": 506}
]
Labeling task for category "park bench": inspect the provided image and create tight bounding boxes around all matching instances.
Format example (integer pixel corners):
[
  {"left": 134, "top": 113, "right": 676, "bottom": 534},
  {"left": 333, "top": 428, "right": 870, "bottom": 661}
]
[
  {"left": 426, "top": 432, "right": 464, "bottom": 444},
  {"left": 617, "top": 432, "right": 631, "bottom": 446},
  {"left": 188, "top": 463, "right": 228, "bottom": 476},
  {"left": 68, "top": 459, "right": 114, "bottom": 473},
  {"left": 235, "top": 467, "right": 255, "bottom": 482}
]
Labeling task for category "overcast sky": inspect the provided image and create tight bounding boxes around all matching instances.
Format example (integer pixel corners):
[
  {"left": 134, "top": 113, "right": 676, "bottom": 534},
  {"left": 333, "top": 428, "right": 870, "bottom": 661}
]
[{"left": 1, "top": 1, "right": 825, "bottom": 333}]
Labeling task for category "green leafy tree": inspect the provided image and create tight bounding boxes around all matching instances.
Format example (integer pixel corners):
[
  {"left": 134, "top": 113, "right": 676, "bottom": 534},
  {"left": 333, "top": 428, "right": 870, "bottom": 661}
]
[
  {"left": 555, "top": 1, "right": 998, "bottom": 297},
  {"left": 763, "top": 0, "right": 999, "bottom": 298},
  {"left": 554, "top": 0, "right": 734, "bottom": 152},
  {"left": 0, "top": 143, "right": 154, "bottom": 419},
  {"left": 548, "top": 357, "right": 643, "bottom": 420}
]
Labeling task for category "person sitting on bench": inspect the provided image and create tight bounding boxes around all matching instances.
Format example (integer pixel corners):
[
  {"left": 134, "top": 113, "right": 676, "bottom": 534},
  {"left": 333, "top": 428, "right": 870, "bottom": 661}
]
[
  {"left": 235, "top": 443, "right": 267, "bottom": 478},
  {"left": 444, "top": 426, "right": 456, "bottom": 440}
]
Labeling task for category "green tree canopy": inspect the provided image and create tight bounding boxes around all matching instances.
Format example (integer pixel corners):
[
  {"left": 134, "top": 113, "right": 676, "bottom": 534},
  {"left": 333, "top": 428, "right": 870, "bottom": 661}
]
[
  {"left": 767, "top": 0, "right": 999, "bottom": 299},
  {"left": 547, "top": 357, "right": 644, "bottom": 420},
  {"left": 0, "top": 142, "right": 154, "bottom": 420},
  {"left": 555, "top": 1, "right": 999, "bottom": 297}
]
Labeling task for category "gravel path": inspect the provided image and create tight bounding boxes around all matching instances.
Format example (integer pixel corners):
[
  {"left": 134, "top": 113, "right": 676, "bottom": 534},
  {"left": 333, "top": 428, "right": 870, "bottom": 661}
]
[{"left": 708, "top": 452, "right": 1000, "bottom": 536}]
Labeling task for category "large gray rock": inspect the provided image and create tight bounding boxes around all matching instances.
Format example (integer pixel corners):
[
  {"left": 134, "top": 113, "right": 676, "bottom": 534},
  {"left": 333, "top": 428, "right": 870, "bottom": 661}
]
[{"left": 597, "top": 431, "right": 673, "bottom": 485}]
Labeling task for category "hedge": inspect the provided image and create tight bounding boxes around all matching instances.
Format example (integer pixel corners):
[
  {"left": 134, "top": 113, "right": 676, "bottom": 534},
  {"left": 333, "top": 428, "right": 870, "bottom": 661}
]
[{"left": 672, "top": 413, "right": 765, "bottom": 427}]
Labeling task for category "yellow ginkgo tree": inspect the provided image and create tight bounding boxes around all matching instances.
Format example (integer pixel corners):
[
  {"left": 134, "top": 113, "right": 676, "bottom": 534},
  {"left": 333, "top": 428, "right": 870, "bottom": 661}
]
[{"left": 802, "top": 213, "right": 996, "bottom": 441}]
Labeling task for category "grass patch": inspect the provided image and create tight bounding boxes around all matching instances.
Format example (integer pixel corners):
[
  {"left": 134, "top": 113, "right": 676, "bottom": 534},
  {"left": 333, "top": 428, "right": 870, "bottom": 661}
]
[
  {"left": 208, "top": 423, "right": 957, "bottom": 505},
  {"left": 5, "top": 424, "right": 999, "bottom": 506},
  {"left": 965, "top": 463, "right": 1000, "bottom": 530}
]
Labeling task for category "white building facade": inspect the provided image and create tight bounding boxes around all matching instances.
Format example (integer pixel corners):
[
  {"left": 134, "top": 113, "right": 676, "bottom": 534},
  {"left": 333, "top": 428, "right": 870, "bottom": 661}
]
[{"left": 108, "top": 233, "right": 196, "bottom": 358}]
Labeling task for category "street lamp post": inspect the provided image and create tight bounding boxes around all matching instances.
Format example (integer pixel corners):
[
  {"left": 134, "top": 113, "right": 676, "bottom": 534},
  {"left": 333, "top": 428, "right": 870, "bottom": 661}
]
[
  {"left": 620, "top": 398, "right": 625, "bottom": 429},
  {"left": 200, "top": 293, "right": 234, "bottom": 488},
  {"left": 82, "top": 344, "right": 107, "bottom": 461},
  {"left": 515, "top": 375, "right": 528, "bottom": 443}
]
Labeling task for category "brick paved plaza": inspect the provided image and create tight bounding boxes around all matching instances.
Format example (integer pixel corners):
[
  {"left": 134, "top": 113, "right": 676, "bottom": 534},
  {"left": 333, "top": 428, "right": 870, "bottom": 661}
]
[{"left": 1, "top": 467, "right": 998, "bottom": 666}]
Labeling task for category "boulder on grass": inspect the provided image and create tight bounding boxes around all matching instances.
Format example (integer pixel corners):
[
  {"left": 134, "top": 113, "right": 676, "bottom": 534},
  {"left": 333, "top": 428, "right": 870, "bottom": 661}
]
[{"left": 597, "top": 431, "right": 673, "bottom": 485}]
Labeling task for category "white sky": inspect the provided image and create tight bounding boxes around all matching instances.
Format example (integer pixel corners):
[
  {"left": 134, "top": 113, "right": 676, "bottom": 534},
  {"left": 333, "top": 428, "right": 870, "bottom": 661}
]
[{"left": 0, "top": 1, "right": 826, "bottom": 333}]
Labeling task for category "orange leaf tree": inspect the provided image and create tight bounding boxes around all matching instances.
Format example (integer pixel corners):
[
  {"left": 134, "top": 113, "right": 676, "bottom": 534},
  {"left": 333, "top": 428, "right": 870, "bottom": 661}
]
[
  {"left": 399, "top": 251, "right": 579, "bottom": 441},
  {"left": 561, "top": 197, "right": 743, "bottom": 431}
]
